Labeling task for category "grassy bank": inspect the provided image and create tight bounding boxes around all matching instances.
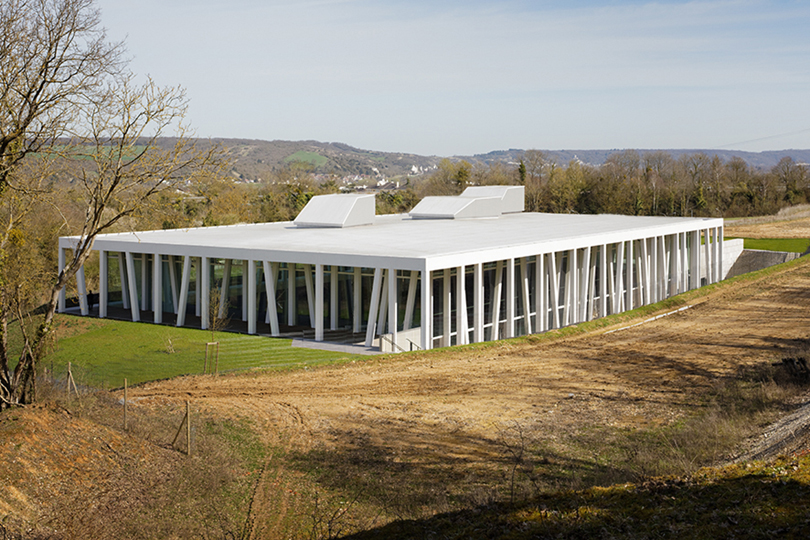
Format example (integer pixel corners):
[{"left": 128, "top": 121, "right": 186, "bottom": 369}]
[{"left": 44, "top": 315, "right": 360, "bottom": 388}]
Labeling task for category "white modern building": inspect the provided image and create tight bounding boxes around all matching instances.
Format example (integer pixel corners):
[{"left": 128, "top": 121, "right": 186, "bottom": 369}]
[{"left": 58, "top": 187, "right": 725, "bottom": 351}]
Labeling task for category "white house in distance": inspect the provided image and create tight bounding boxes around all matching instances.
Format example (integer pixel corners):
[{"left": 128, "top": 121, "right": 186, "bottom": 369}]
[{"left": 58, "top": 187, "right": 725, "bottom": 351}]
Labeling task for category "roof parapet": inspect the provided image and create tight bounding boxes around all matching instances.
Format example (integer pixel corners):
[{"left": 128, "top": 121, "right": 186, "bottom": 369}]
[{"left": 294, "top": 193, "right": 376, "bottom": 228}]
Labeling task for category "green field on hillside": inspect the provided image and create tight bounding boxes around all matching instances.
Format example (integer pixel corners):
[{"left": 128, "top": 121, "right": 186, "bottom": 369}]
[
  {"left": 742, "top": 237, "right": 810, "bottom": 253},
  {"left": 44, "top": 315, "right": 358, "bottom": 388},
  {"left": 283, "top": 151, "right": 328, "bottom": 168}
]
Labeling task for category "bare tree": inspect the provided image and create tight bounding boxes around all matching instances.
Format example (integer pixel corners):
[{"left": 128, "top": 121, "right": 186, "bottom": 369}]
[{"left": 0, "top": 0, "right": 225, "bottom": 409}]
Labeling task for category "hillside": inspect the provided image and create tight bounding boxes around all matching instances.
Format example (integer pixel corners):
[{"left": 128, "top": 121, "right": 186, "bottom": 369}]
[{"left": 171, "top": 138, "right": 810, "bottom": 182}]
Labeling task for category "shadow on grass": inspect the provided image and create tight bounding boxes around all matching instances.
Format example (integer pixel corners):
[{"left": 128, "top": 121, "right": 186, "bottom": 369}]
[{"left": 342, "top": 456, "right": 810, "bottom": 539}]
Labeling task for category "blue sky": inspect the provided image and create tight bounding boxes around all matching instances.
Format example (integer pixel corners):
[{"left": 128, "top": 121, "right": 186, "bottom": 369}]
[{"left": 96, "top": 0, "right": 810, "bottom": 156}]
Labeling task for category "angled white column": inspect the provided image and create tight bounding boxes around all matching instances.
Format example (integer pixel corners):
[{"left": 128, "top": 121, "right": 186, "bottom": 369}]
[
  {"left": 615, "top": 241, "right": 625, "bottom": 313},
  {"left": 639, "top": 240, "right": 649, "bottom": 306},
  {"left": 200, "top": 256, "right": 210, "bottom": 330},
  {"left": 691, "top": 231, "right": 698, "bottom": 288},
  {"left": 457, "top": 265, "right": 468, "bottom": 345},
  {"left": 579, "top": 248, "right": 591, "bottom": 321},
  {"left": 658, "top": 236, "right": 666, "bottom": 300},
  {"left": 58, "top": 247, "right": 66, "bottom": 312},
  {"left": 195, "top": 257, "right": 201, "bottom": 317},
  {"left": 506, "top": 258, "right": 515, "bottom": 338},
  {"left": 365, "top": 268, "right": 383, "bottom": 347},
  {"left": 168, "top": 255, "right": 179, "bottom": 314},
  {"left": 680, "top": 232, "right": 688, "bottom": 292},
  {"left": 625, "top": 241, "right": 634, "bottom": 310},
  {"left": 140, "top": 254, "right": 148, "bottom": 311},
  {"left": 176, "top": 255, "right": 191, "bottom": 327},
  {"left": 718, "top": 226, "right": 724, "bottom": 281},
  {"left": 248, "top": 260, "right": 257, "bottom": 335},
  {"left": 315, "top": 264, "right": 324, "bottom": 341},
  {"left": 304, "top": 264, "right": 315, "bottom": 328},
  {"left": 330, "top": 266, "right": 338, "bottom": 331},
  {"left": 587, "top": 247, "right": 597, "bottom": 321},
  {"left": 404, "top": 270, "right": 418, "bottom": 331},
  {"left": 703, "top": 229, "right": 711, "bottom": 284},
  {"left": 377, "top": 269, "right": 389, "bottom": 338},
  {"left": 536, "top": 254, "right": 546, "bottom": 332},
  {"left": 264, "top": 261, "right": 280, "bottom": 336},
  {"left": 353, "top": 267, "right": 362, "bottom": 333},
  {"left": 650, "top": 237, "right": 658, "bottom": 303},
  {"left": 474, "top": 263, "right": 484, "bottom": 341},
  {"left": 288, "top": 264, "right": 296, "bottom": 326},
  {"left": 99, "top": 250, "right": 108, "bottom": 318},
  {"left": 76, "top": 265, "right": 89, "bottom": 316},
  {"left": 420, "top": 268, "right": 432, "bottom": 350},
  {"left": 118, "top": 252, "right": 129, "bottom": 310},
  {"left": 563, "top": 250, "right": 574, "bottom": 326},
  {"left": 442, "top": 268, "right": 451, "bottom": 346},
  {"left": 153, "top": 253, "right": 163, "bottom": 324},
  {"left": 520, "top": 257, "right": 531, "bottom": 335},
  {"left": 388, "top": 267, "right": 398, "bottom": 348},
  {"left": 219, "top": 259, "right": 232, "bottom": 319},
  {"left": 599, "top": 245, "right": 607, "bottom": 319},
  {"left": 125, "top": 252, "right": 140, "bottom": 323},
  {"left": 241, "top": 260, "right": 248, "bottom": 322},
  {"left": 491, "top": 261, "right": 503, "bottom": 340},
  {"left": 548, "top": 252, "right": 561, "bottom": 329}
]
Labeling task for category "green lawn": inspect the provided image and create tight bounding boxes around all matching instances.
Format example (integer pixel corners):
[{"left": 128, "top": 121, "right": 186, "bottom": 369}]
[
  {"left": 741, "top": 237, "right": 810, "bottom": 253},
  {"left": 44, "top": 315, "right": 359, "bottom": 388}
]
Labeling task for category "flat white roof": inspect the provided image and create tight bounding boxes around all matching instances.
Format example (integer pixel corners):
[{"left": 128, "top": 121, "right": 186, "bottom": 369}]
[{"left": 63, "top": 213, "right": 723, "bottom": 272}]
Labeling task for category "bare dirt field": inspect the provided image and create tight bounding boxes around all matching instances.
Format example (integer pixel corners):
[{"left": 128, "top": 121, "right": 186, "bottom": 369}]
[
  {"left": 725, "top": 205, "right": 810, "bottom": 238},
  {"left": 122, "top": 255, "right": 810, "bottom": 536}
]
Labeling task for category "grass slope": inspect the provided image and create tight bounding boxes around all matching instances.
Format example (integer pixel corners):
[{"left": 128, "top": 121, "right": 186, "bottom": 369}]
[
  {"left": 45, "top": 315, "right": 358, "bottom": 388},
  {"left": 346, "top": 454, "right": 810, "bottom": 539}
]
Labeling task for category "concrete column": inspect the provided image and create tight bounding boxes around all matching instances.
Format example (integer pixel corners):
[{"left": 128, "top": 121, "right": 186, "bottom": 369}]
[
  {"left": 315, "top": 264, "right": 324, "bottom": 341},
  {"left": 491, "top": 261, "right": 503, "bottom": 340},
  {"left": 599, "top": 245, "right": 607, "bottom": 318},
  {"left": 548, "top": 252, "right": 560, "bottom": 329},
  {"left": 420, "top": 268, "right": 432, "bottom": 350},
  {"left": 365, "top": 268, "right": 383, "bottom": 347},
  {"left": 77, "top": 265, "right": 89, "bottom": 316},
  {"left": 125, "top": 252, "right": 140, "bottom": 323},
  {"left": 153, "top": 253, "right": 163, "bottom": 324},
  {"left": 580, "top": 248, "right": 591, "bottom": 321},
  {"left": 625, "top": 241, "right": 634, "bottom": 311},
  {"left": 536, "top": 254, "right": 546, "bottom": 332},
  {"left": 474, "top": 263, "right": 484, "bottom": 341},
  {"left": 288, "top": 264, "right": 296, "bottom": 326},
  {"left": 118, "top": 252, "right": 129, "bottom": 310},
  {"left": 520, "top": 257, "right": 531, "bottom": 335},
  {"left": 99, "top": 250, "right": 108, "bottom": 318},
  {"left": 168, "top": 256, "right": 179, "bottom": 314},
  {"left": 353, "top": 267, "right": 362, "bottom": 333},
  {"left": 177, "top": 256, "right": 191, "bottom": 327},
  {"left": 403, "top": 270, "right": 418, "bottom": 331},
  {"left": 388, "top": 267, "right": 398, "bottom": 349},
  {"left": 200, "top": 256, "right": 210, "bottom": 330},
  {"left": 456, "top": 266, "right": 468, "bottom": 345},
  {"left": 193, "top": 260, "right": 200, "bottom": 316},
  {"left": 219, "top": 259, "right": 232, "bottom": 319},
  {"left": 304, "top": 264, "right": 315, "bottom": 329},
  {"left": 718, "top": 226, "right": 724, "bottom": 281},
  {"left": 57, "top": 247, "right": 66, "bottom": 312},
  {"left": 264, "top": 261, "right": 280, "bottom": 336},
  {"left": 377, "top": 270, "right": 389, "bottom": 338},
  {"left": 443, "top": 268, "right": 451, "bottom": 347},
  {"left": 248, "top": 260, "right": 257, "bottom": 335},
  {"left": 330, "top": 266, "right": 338, "bottom": 331}
]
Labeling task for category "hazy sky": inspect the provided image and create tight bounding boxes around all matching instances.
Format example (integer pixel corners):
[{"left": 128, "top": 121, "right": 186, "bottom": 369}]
[{"left": 96, "top": 0, "right": 810, "bottom": 156}]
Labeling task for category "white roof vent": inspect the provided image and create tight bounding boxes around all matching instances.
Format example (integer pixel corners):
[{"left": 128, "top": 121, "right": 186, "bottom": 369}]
[
  {"left": 461, "top": 185, "right": 524, "bottom": 213},
  {"left": 294, "top": 193, "right": 376, "bottom": 228},
  {"left": 409, "top": 196, "right": 502, "bottom": 220}
]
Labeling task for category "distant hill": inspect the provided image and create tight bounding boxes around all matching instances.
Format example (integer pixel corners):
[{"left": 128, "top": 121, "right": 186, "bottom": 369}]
[{"left": 196, "top": 138, "right": 810, "bottom": 181}]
